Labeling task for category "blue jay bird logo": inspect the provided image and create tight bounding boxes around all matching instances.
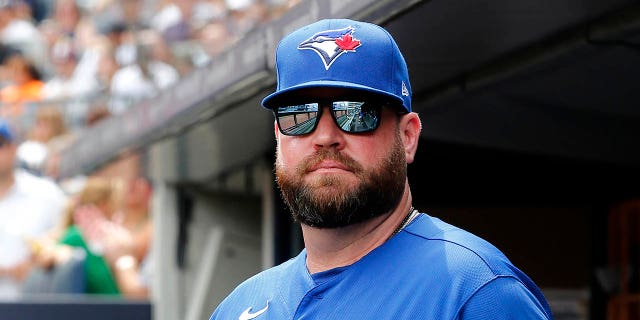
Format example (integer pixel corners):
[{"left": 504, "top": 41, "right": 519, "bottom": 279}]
[{"left": 298, "top": 27, "right": 362, "bottom": 70}]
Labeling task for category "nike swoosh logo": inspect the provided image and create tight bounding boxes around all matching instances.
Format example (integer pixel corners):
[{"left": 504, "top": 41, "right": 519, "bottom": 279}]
[{"left": 238, "top": 302, "right": 269, "bottom": 320}]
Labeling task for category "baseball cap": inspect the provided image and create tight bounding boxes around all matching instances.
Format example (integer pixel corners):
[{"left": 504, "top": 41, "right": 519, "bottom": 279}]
[
  {"left": 262, "top": 19, "right": 412, "bottom": 112},
  {"left": 0, "top": 120, "right": 13, "bottom": 143}
]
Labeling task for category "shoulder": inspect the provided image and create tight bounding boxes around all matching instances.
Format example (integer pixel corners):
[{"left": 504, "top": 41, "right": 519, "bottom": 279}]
[
  {"left": 16, "top": 170, "right": 64, "bottom": 194},
  {"left": 15, "top": 170, "right": 67, "bottom": 204},
  {"left": 460, "top": 276, "right": 553, "bottom": 319},
  {"left": 401, "top": 213, "right": 518, "bottom": 274},
  {"left": 211, "top": 253, "right": 305, "bottom": 318},
  {"left": 398, "top": 213, "right": 552, "bottom": 318},
  {"left": 233, "top": 256, "right": 298, "bottom": 293}
]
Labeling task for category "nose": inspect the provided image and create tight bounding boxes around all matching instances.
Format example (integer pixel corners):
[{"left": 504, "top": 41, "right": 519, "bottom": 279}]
[{"left": 311, "top": 105, "right": 345, "bottom": 150}]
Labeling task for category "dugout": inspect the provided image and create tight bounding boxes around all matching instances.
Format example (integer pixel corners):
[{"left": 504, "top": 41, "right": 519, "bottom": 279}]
[{"left": 57, "top": 0, "right": 640, "bottom": 319}]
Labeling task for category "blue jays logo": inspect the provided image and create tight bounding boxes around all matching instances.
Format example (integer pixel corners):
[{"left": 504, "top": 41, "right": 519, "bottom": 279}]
[{"left": 298, "top": 27, "right": 362, "bottom": 70}]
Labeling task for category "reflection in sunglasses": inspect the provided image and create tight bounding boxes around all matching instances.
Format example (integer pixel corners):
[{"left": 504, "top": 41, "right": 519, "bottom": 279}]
[{"left": 275, "top": 101, "right": 381, "bottom": 136}]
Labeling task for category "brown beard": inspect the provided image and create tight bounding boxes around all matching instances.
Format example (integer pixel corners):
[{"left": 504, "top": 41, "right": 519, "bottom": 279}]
[{"left": 275, "top": 131, "right": 407, "bottom": 228}]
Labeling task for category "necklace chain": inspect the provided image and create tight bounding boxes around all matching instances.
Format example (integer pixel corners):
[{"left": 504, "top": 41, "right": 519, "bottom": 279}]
[{"left": 391, "top": 206, "right": 416, "bottom": 237}]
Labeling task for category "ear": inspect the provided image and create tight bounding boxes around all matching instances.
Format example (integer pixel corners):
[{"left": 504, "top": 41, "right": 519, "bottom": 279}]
[
  {"left": 274, "top": 120, "right": 280, "bottom": 140},
  {"left": 399, "top": 112, "right": 421, "bottom": 164}
]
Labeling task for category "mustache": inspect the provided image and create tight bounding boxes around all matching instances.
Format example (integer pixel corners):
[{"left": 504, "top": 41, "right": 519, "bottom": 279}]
[{"left": 297, "top": 149, "right": 363, "bottom": 175}]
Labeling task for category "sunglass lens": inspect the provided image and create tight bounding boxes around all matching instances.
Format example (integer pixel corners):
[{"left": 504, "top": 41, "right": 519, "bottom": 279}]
[
  {"left": 332, "top": 101, "right": 380, "bottom": 133},
  {"left": 276, "top": 103, "right": 320, "bottom": 135}
]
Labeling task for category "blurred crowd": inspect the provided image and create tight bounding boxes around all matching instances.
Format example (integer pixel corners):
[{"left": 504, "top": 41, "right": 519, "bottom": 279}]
[
  {"left": 0, "top": 0, "right": 301, "bottom": 176},
  {"left": 0, "top": 118, "right": 153, "bottom": 299},
  {"left": 0, "top": 0, "right": 302, "bottom": 300}
]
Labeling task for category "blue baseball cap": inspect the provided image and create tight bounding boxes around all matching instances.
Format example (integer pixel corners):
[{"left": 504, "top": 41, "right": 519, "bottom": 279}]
[
  {"left": 0, "top": 120, "right": 13, "bottom": 143},
  {"left": 262, "top": 19, "right": 412, "bottom": 112}
]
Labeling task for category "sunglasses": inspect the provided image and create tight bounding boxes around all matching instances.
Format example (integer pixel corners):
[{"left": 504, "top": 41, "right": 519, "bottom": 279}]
[{"left": 274, "top": 100, "right": 401, "bottom": 136}]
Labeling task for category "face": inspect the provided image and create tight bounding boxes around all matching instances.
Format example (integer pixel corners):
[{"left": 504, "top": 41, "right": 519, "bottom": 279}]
[
  {"left": 274, "top": 90, "right": 410, "bottom": 228},
  {"left": 124, "top": 177, "right": 151, "bottom": 209},
  {"left": 54, "top": 0, "right": 80, "bottom": 31},
  {"left": 6, "top": 55, "right": 32, "bottom": 85}
]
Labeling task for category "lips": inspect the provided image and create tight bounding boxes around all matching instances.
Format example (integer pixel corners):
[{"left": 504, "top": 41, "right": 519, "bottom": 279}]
[
  {"left": 308, "top": 160, "right": 352, "bottom": 173},
  {"left": 298, "top": 150, "right": 363, "bottom": 175}
]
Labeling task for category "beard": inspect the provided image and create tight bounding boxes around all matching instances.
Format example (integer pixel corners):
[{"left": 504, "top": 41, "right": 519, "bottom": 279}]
[{"left": 275, "top": 132, "right": 407, "bottom": 229}]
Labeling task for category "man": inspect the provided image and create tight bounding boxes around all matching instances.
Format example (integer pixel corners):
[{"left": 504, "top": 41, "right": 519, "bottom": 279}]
[
  {"left": 0, "top": 0, "right": 47, "bottom": 70},
  {"left": 210, "top": 19, "right": 552, "bottom": 319},
  {"left": 0, "top": 120, "right": 66, "bottom": 298}
]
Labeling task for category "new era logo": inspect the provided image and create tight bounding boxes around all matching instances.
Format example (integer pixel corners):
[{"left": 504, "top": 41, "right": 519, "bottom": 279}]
[{"left": 402, "top": 81, "right": 409, "bottom": 97}]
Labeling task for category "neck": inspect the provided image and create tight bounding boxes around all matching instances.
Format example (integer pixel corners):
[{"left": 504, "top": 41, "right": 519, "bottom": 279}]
[{"left": 302, "top": 181, "right": 413, "bottom": 274}]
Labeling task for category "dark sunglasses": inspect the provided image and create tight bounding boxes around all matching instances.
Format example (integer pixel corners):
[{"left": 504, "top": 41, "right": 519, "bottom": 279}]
[{"left": 274, "top": 100, "right": 401, "bottom": 136}]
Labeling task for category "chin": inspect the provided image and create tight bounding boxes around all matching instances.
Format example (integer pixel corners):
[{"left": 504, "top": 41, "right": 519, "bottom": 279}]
[{"left": 305, "top": 173, "right": 359, "bottom": 190}]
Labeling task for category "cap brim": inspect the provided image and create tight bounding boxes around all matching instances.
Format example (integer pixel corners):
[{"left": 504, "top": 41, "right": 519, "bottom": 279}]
[{"left": 261, "top": 80, "right": 404, "bottom": 109}]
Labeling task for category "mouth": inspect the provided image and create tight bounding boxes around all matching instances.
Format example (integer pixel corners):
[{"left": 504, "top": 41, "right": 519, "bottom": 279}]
[
  {"left": 307, "top": 160, "right": 352, "bottom": 173},
  {"left": 297, "top": 150, "right": 363, "bottom": 177}
]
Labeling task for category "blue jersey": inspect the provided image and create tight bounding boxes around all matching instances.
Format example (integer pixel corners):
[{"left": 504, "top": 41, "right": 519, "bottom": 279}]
[{"left": 210, "top": 213, "right": 553, "bottom": 319}]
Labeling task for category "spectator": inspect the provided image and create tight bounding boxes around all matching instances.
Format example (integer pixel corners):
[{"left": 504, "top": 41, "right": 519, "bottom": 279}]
[
  {"left": 99, "top": 19, "right": 136, "bottom": 67},
  {"left": 70, "top": 176, "right": 153, "bottom": 298},
  {"left": 0, "top": 119, "right": 66, "bottom": 298},
  {"left": 69, "top": 21, "right": 114, "bottom": 101},
  {"left": 30, "top": 105, "right": 68, "bottom": 143},
  {"left": 142, "top": 29, "right": 192, "bottom": 76},
  {"left": 32, "top": 176, "right": 122, "bottom": 295},
  {"left": 192, "top": 19, "right": 232, "bottom": 66},
  {"left": 0, "top": 0, "right": 304, "bottom": 129},
  {"left": 41, "top": 34, "right": 102, "bottom": 104},
  {"left": 150, "top": 0, "right": 192, "bottom": 43},
  {"left": 0, "top": 52, "right": 44, "bottom": 118},
  {"left": 16, "top": 105, "right": 74, "bottom": 175},
  {"left": 99, "top": 176, "right": 152, "bottom": 298},
  {"left": 37, "top": 0, "right": 81, "bottom": 54},
  {"left": 0, "top": 0, "right": 307, "bottom": 196},
  {"left": 108, "top": 31, "right": 179, "bottom": 114},
  {"left": 51, "top": 0, "right": 81, "bottom": 37},
  {"left": 42, "top": 104, "right": 109, "bottom": 186},
  {"left": 0, "top": 0, "right": 47, "bottom": 73},
  {"left": 41, "top": 37, "right": 79, "bottom": 100}
]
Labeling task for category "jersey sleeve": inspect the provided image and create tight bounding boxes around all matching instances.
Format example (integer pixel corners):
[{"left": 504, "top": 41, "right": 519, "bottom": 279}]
[{"left": 458, "top": 276, "right": 552, "bottom": 319}]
